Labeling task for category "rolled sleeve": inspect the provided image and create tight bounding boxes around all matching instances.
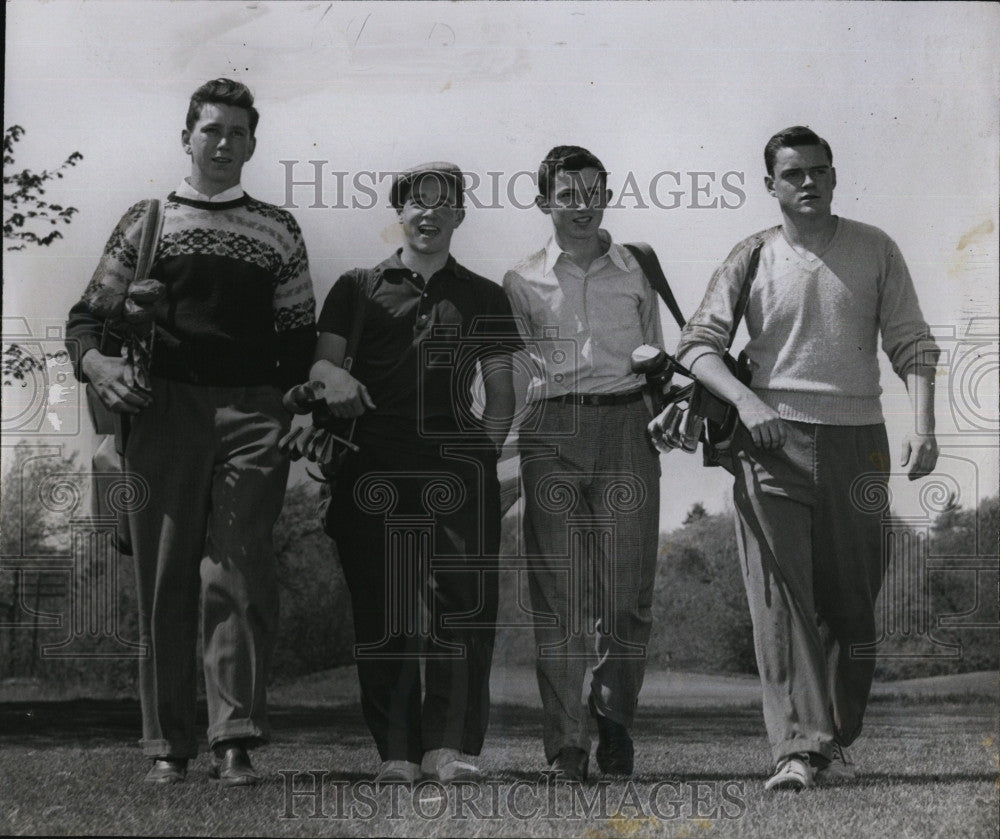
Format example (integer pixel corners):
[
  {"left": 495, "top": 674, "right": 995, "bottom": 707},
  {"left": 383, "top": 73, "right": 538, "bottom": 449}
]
[
  {"left": 676, "top": 244, "right": 749, "bottom": 367},
  {"left": 877, "top": 238, "right": 940, "bottom": 379}
]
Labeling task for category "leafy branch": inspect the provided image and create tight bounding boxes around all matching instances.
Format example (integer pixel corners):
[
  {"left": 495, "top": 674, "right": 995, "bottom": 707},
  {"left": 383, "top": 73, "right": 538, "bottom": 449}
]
[
  {"left": 2, "top": 343, "right": 69, "bottom": 387},
  {"left": 3, "top": 125, "right": 83, "bottom": 250}
]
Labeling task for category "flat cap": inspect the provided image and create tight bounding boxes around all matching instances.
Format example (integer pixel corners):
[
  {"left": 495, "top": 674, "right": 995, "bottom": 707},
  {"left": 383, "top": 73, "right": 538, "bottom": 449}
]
[{"left": 390, "top": 161, "right": 465, "bottom": 209}]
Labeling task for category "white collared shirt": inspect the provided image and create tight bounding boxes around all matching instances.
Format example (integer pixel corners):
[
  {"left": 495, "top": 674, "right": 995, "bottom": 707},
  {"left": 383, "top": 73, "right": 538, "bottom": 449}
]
[
  {"left": 174, "top": 179, "right": 244, "bottom": 203},
  {"left": 504, "top": 229, "right": 665, "bottom": 397}
]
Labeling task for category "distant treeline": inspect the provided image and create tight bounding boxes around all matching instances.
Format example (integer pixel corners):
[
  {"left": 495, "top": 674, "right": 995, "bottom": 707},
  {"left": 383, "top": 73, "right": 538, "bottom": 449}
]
[{"left": 1, "top": 443, "right": 996, "bottom": 694}]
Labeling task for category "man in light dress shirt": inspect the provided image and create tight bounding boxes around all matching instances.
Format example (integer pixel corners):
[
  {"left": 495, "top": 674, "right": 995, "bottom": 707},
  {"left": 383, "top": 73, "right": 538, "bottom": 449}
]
[{"left": 503, "top": 146, "right": 664, "bottom": 782}]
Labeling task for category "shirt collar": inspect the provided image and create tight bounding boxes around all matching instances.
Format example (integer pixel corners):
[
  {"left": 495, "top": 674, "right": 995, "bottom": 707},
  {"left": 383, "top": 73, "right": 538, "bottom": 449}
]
[
  {"left": 380, "top": 249, "right": 463, "bottom": 280},
  {"left": 543, "top": 229, "right": 629, "bottom": 275},
  {"left": 175, "top": 179, "right": 244, "bottom": 203}
]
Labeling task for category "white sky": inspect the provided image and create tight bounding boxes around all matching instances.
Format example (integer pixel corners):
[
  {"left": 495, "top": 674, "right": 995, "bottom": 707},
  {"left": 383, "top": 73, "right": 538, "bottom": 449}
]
[{"left": 3, "top": 0, "right": 999, "bottom": 529}]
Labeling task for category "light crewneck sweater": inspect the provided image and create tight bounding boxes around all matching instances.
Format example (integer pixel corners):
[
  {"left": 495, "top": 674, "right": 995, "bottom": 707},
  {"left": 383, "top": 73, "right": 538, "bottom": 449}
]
[{"left": 677, "top": 218, "right": 939, "bottom": 425}]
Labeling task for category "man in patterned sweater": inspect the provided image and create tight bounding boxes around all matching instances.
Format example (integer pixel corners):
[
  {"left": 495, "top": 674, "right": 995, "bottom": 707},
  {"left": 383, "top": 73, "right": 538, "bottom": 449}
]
[{"left": 66, "top": 79, "right": 315, "bottom": 785}]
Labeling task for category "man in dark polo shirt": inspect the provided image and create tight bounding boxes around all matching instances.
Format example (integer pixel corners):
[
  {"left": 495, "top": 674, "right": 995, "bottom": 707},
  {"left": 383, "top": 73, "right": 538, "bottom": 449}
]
[{"left": 310, "top": 163, "right": 520, "bottom": 784}]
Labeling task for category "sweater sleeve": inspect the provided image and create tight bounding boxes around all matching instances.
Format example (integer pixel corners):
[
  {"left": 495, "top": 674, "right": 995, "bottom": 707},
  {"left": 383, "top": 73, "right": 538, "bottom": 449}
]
[
  {"left": 877, "top": 235, "right": 940, "bottom": 379},
  {"left": 65, "top": 201, "right": 151, "bottom": 382},
  {"left": 676, "top": 237, "right": 754, "bottom": 369},
  {"left": 272, "top": 212, "right": 316, "bottom": 390}
]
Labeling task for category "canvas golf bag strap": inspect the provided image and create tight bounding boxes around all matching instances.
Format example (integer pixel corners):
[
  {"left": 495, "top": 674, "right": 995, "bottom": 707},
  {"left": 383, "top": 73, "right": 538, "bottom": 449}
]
[
  {"left": 87, "top": 198, "right": 163, "bottom": 555},
  {"left": 623, "top": 241, "right": 686, "bottom": 330}
]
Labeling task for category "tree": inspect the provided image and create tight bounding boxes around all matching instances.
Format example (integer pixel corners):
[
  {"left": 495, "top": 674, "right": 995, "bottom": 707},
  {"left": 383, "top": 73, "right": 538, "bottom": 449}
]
[
  {"left": 0, "top": 443, "right": 83, "bottom": 678},
  {"left": 3, "top": 125, "right": 83, "bottom": 250},
  {"left": 683, "top": 502, "right": 708, "bottom": 525}
]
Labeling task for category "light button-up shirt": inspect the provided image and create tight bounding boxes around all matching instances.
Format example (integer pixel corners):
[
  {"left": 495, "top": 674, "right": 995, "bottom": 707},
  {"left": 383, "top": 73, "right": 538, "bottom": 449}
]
[{"left": 503, "top": 230, "right": 664, "bottom": 398}]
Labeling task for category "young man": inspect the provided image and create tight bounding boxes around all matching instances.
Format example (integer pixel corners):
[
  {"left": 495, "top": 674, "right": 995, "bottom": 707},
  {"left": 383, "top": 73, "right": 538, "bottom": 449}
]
[
  {"left": 503, "top": 146, "right": 665, "bottom": 781},
  {"left": 66, "top": 79, "right": 316, "bottom": 785},
  {"left": 311, "top": 163, "right": 520, "bottom": 784},
  {"left": 653, "top": 126, "right": 939, "bottom": 791}
]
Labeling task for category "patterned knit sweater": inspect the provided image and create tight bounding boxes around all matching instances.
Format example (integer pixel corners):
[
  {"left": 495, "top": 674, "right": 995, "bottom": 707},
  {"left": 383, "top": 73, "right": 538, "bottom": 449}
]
[{"left": 67, "top": 193, "right": 316, "bottom": 389}]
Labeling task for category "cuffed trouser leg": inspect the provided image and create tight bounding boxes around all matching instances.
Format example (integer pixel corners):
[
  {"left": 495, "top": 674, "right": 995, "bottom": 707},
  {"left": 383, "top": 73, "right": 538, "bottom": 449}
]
[
  {"left": 733, "top": 421, "right": 889, "bottom": 763},
  {"left": 813, "top": 424, "right": 889, "bottom": 747},
  {"left": 202, "top": 387, "right": 289, "bottom": 748},
  {"left": 127, "top": 379, "right": 214, "bottom": 758},
  {"left": 421, "top": 452, "right": 500, "bottom": 757},
  {"left": 127, "top": 380, "right": 286, "bottom": 757},
  {"left": 332, "top": 446, "right": 499, "bottom": 763},
  {"left": 589, "top": 404, "right": 660, "bottom": 729},
  {"left": 522, "top": 400, "right": 660, "bottom": 763}
]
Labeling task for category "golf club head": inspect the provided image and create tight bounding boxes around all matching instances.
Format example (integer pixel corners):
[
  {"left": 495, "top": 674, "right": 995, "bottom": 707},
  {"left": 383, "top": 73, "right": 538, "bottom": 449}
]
[{"left": 630, "top": 343, "right": 667, "bottom": 375}]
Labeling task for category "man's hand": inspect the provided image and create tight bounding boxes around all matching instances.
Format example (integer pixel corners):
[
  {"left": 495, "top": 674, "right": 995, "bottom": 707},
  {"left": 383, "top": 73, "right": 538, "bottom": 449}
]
[
  {"left": 900, "top": 432, "right": 938, "bottom": 481},
  {"left": 315, "top": 364, "right": 375, "bottom": 419},
  {"left": 736, "top": 393, "right": 787, "bottom": 451},
  {"left": 81, "top": 350, "right": 152, "bottom": 414}
]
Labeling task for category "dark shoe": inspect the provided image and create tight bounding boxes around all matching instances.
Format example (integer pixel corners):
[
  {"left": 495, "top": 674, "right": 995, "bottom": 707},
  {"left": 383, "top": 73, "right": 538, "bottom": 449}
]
[
  {"left": 549, "top": 747, "right": 589, "bottom": 782},
  {"left": 209, "top": 742, "right": 263, "bottom": 787},
  {"left": 590, "top": 695, "right": 634, "bottom": 776},
  {"left": 815, "top": 743, "right": 856, "bottom": 785},
  {"left": 144, "top": 757, "right": 188, "bottom": 784}
]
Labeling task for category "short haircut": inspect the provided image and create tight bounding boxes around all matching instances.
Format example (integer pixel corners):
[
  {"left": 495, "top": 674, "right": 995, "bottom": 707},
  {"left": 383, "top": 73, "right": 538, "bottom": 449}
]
[
  {"left": 186, "top": 78, "right": 259, "bottom": 137},
  {"left": 763, "top": 126, "right": 833, "bottom": 176},
  {"left": 537, "top": 145, "right": 608, "bottom": 200},
  {"left": 390, "top": 163, "right": 465, "bottom": 210}
]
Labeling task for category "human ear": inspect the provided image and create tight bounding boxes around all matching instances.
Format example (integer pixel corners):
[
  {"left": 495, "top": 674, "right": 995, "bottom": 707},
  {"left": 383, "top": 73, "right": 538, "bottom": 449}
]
[
  {"left": 181, "top": 129, "right": 191, "bottom": 154},
  {"left": 534, "top": 194, "right": 552, "bottom": 216}
]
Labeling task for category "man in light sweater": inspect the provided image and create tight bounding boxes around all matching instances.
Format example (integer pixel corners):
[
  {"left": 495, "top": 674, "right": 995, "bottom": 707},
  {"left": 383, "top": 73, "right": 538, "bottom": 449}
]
[
  {"left": 651, "top": 126, "right": 939, "bottom": 791},
  {"left": 66, "top": 79, "right": 315, "bottom": 785}
]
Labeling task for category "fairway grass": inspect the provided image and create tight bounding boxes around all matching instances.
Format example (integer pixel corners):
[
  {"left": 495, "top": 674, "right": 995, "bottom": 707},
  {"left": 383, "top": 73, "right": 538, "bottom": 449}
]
[{"left": 2, "top": 700, "right": 997, "bottom": 838}]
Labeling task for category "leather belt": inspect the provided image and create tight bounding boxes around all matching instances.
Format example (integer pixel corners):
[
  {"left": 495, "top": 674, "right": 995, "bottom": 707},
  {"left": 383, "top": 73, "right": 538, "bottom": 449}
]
[{"left": 545, "top": 390, "right": 645, "bottom": 407}]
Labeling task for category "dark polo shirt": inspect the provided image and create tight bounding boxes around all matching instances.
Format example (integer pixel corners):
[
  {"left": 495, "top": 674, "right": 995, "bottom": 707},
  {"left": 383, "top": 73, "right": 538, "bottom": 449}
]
[{"left": 317, "top": 251, "right": 522, "bottom": 453}]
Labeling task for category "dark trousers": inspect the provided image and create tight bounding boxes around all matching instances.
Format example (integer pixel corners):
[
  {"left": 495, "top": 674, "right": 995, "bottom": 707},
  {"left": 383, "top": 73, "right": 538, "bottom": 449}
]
[
  {"left": 330, "top": 441, "right": 501, "bottom": 763},
  {"left": 733, "top": 421, "right": 890, "bottom": 762},
  {"left": 125, "top": 378, "right": 289, "bottom": 758}
]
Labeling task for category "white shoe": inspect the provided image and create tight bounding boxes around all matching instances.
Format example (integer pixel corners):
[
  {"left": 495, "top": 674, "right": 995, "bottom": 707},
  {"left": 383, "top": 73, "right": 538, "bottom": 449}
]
[
  {"left": 816, "top": 743, "right": 856, "bottom": 784},
  {"left": 764, "top": 753, "right": 815, "bottom": 792},
  {"left": 421, "top": 748, "right": 483, "bottom": 783},
  {"left": 375, "top": 760, "right": 422, "bottom": 784}
]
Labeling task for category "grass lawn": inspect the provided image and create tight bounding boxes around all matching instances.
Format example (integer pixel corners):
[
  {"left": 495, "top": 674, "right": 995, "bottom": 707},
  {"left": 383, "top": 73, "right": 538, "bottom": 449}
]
[{"left": 1, "top": 671, "right": 997, "bottom": 837}]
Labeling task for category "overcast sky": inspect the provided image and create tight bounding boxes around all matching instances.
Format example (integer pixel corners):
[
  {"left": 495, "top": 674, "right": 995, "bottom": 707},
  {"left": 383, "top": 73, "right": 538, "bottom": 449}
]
[{"left": 4, "top": 0, "right": 998, "bottom": 529}]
